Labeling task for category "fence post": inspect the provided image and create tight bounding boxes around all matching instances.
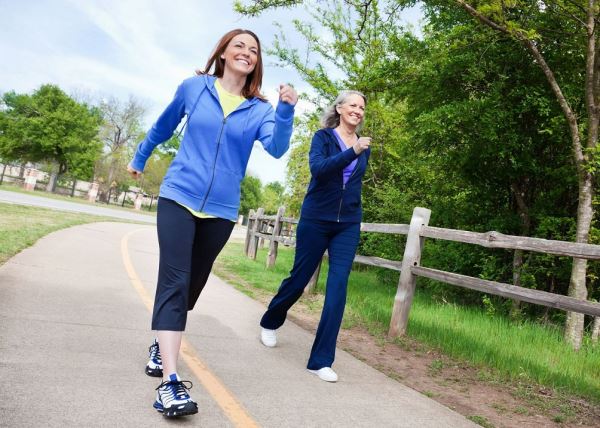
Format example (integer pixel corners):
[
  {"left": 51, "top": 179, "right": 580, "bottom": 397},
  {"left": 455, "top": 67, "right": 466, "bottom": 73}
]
[
  {"left": 259, "top": 222, "right": 267, "bottom": 249},
  {"left": 0, "top": 163, "right": 6, "bottom": 185},
  {"left": 592, "top": 316, "right": 600, "bottom": 344},
  {"left": 134, "top": 193, "right": 143, "bottom": 210},
  {"left": 248, "top": 207, "right": 264, "bottom": 260},
  {"left": 388, "top": 207, "right": 431, "bottom": 338},
  {"left": 267, "top": 206, "right": 285, "bottom": 268},
  {"left": 244, "top": 209, "right": 256, "bottom": 256},
  {"left": 305, "top": 258, "right": 323, "bottom": 294},
  {"left": 88, "top": 182, "right": 99, "bottom": 203}
]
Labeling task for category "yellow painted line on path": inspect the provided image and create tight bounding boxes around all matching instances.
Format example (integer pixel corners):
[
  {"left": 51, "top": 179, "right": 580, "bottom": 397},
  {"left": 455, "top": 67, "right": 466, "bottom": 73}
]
[{"left": 121, "top": 228, "right": 260, "bottom": 428}]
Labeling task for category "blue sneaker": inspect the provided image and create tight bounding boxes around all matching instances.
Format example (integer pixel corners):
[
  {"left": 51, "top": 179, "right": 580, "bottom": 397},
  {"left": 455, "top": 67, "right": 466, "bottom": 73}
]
[
  {"left": 145, "top": 338, "right": 163, "bottom": 377},
  {"left": 153, "top": 373, "right": 198, "bottom": 418}
]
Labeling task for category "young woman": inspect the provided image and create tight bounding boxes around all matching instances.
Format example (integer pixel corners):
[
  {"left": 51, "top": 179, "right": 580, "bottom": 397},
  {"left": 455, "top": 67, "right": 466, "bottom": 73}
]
[
  {"left": 259, "top": 91, "right": 370, "bottom": 383},
  {"left": 128, "top": 29, "right": 298, "bottom": 417}
]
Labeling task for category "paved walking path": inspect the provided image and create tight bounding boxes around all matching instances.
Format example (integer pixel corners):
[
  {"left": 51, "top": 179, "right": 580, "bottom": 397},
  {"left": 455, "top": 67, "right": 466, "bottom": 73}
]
[
  {"left": 0, "top": 222, "right": 477, "bottom": 427},
  {"left": 0, "top": 188, "right": 156, "bottom": 223}
]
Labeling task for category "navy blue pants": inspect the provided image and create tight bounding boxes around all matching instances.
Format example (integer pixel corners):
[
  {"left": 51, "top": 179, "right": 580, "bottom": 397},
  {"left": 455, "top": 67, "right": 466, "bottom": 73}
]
[
  {"left": 151, "top": 198, "right": 234, "bottom": 331},
  {"left": 261, "top": 218, "right": 360, "bottom": 370}
]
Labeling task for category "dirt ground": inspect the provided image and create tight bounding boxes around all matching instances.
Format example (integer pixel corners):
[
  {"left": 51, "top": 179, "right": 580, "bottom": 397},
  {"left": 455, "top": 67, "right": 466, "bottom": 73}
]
[{"left": 215, "top": 266, "right": 600, "bottom": 428}]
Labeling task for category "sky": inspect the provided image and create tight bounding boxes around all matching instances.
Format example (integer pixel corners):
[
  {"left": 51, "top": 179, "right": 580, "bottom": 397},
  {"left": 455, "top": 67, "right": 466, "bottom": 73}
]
[{"left": 0, "top": 0, "right": 422, "bottom": 185}]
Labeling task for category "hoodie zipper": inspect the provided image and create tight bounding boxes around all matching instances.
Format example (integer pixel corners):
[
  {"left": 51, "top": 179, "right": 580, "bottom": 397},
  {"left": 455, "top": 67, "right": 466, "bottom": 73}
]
[
  {"left": 200, "top": 117, "right": 227, "bottom": 211},
  {"left": 336, "top": 154, "right": 359, "bottom": 222},
  {"left": 199, "top": 81, "right": 255, "bottom": 212}
]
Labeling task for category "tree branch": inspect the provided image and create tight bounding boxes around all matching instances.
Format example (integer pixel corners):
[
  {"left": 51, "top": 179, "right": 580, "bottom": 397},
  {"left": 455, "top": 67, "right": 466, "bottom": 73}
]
[
  {"left": 585, "top": 0, "right": 599, "bottom": 150},
  {"left": 546, "top": 0, "right": 589, "bottom": 28},
  {"left": 234, "top": 0, "right": 302, "bottom": 17},
  {"left": 455, "top": 0, "right": 585, "bottom": 170}
]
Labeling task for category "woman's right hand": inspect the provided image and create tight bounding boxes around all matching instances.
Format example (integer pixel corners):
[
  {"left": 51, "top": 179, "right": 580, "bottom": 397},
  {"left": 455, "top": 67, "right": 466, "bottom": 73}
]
[
  {"left": 278, "top": 84, "right": 298, "bottom": 106},
  {"left": 127, "top": 164, "right": 142, "bottom": 179},
  {"left": 353, "top": 137, "right": 371, "bottom": 155}
]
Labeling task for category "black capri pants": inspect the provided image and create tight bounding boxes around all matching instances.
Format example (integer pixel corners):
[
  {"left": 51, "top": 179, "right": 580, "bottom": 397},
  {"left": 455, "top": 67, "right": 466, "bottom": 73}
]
[{"left": 151, "top": 197, "right": 234, "bottom": 331}]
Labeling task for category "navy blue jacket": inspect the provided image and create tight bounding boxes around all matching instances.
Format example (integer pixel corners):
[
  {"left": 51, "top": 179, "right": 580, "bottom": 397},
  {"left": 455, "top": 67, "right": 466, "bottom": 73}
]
[{"left": 300, "top": 128, "right": 370, "bottom": 223}]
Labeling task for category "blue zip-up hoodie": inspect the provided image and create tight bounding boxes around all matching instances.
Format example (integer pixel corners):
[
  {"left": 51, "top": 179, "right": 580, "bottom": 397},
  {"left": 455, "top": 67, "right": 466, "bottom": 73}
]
[
  {"left": 300, "top": 128, "right": 370, "bottom": 223},
  {"left": 130, "top": 75, "right": 295, "bottom": 221}
]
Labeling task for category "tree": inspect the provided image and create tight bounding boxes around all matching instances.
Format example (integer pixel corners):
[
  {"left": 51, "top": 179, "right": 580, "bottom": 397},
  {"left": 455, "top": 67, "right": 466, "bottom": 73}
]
[
  {"left": 127, "top": 132, "right": 180, "bottom": 197},
  {"left": 263, "top": 181, "right": 286, "bottom": 214},
  {"left": 236, "top": 0, "right": 598, "bottom": 349},
  {"left": 0, "top": 85, "right": 102, "bottom": 188},
  {"left": 284, "top": 115, "right": 319, "bottom": 215},
  {"left": 240, "top": 175, "right": 263, "bottom": 217},
  {"left": 97, "top": 96, "right": 146, "bottom": 202},
  {"left": 430, "top": 0, "right": 596, "bottom": 350},
  {"left": 384, "top": 11, "right": 580, "bottom": 314}
]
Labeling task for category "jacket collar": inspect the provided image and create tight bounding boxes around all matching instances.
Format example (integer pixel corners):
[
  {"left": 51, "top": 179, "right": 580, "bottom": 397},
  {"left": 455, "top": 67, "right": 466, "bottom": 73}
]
[
  {"left": 323, "top": 127, "right": 363, "bottom": 153},
  {"left": 204, "top": 74, "right": 260, "bottom": 108}
]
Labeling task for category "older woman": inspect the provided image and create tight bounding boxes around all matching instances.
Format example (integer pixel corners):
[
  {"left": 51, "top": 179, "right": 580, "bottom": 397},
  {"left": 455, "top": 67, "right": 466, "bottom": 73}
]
[{"left": 260, "top": 90, "right": 370, "bottom": 382}]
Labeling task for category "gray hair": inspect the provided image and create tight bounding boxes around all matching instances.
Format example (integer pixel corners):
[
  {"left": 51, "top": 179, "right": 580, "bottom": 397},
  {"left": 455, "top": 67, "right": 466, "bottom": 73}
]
[{"left": 320, "top": 90, "right": 367, "bottom": 129}]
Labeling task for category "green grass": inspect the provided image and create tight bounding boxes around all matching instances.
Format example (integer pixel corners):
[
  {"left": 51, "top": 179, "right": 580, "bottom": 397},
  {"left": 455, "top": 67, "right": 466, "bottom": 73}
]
[
  {"left": 214, "top": 242, "right": 600, "bottom": 402},
  {"left": 0, "top": 182, "right": 157, "bottom": 216},
  {"left": 467, "top": 415, "right": 495, "bottom": 428},
  {"left": 0, "top": 202, "right": 119, "bottom": 265}
]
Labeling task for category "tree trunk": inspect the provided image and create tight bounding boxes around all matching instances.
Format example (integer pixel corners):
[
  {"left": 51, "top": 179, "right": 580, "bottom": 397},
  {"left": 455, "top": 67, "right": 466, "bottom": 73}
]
[
  {"left": 565, "top": 174, "right": 593, "bottom": 350},
  {"left": 510, "top": 249, "right": 524, "bottom": 319},
  {"left": 592, "top": 317, "right": 600, "bottom": 344},
  {"left": 510, "top": 181, "right": 531, "bottom": 319},
  {"left": 45, "top": 164, "right": 58, "bottom": 193},
  {"left": 0, "top": 163, "right": 7, "bottom": 184},
  {"left": 541, "top": 275, "right": 556, "bottom": 324},
  {"left": 456, "top": 0, "right": 597, "bottom": 350}
]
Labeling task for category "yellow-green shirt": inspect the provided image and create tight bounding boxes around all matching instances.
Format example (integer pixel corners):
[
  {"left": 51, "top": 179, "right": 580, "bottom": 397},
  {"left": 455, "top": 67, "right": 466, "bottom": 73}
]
[
  {"left": 215, "top": 79, "right": 246, "bottom": 117},
  {"left": 179, "top": 79, "right": 245, "bottom": 219}
]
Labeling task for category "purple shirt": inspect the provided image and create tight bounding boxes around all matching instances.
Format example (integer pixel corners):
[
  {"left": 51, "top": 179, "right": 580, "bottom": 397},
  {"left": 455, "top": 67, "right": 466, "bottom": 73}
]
[{"left": 332, "top": 129, "right": 358, "bottom": 185}]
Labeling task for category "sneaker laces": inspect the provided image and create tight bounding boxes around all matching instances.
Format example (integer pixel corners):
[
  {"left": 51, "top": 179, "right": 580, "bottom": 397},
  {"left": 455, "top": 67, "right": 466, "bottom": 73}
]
[
  {"left": 148, "top": 342, "right": 162, "bottom": 364},
  {"left": 156, "top": 379, "right": 194, "bottom": 400}
]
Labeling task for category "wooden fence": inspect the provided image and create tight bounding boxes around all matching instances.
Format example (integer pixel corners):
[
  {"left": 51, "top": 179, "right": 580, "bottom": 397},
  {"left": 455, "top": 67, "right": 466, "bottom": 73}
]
[{"left": 244, "top": 206, "right": 600, "bottom": 338}]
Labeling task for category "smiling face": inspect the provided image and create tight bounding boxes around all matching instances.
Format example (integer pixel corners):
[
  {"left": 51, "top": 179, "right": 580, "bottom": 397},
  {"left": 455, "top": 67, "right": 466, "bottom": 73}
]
[
  {"left": 336, "top": 93, "right": 366, "bottom": 129},
  {"left": 221, "top": 33, "right": 259, "bottom": 78}
]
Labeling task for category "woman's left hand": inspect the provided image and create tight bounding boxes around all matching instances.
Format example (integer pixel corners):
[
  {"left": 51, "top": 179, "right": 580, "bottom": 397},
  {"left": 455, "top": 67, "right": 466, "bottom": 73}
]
[{"left": 278, "top": 84, "right": 298, "bottom": 106}]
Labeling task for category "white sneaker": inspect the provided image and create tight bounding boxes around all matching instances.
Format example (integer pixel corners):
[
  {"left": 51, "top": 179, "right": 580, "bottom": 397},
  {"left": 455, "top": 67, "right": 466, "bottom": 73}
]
[
  {"left": 308, "top": 367, "right": 338, "bottom": 382},
  {"left": 260, "top": 328, "right": 277, "bottom": 347}
]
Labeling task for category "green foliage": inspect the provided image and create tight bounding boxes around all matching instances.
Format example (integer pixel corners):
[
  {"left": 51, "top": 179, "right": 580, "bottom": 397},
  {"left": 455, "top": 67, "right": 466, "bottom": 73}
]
[
  {"left": 95, "top": 96, "right": 146, "bottom": 201},
  {"left": 0, "top": 84, "right": 102, "bottom": 179},
  {"left": 262, "top": 181, "right": 285, "bottom": 214},
  {"left": 238, "top": 0, "right": 597, "bottom": 325},
  {"left": 284, "top": 115, "right": 318, "bottom": 215},
  {"left": 142, "top": 154, "right": 173, "bottom": 196},
  {"left": 233, "top": 0, "right": 302, "bottom": 16},
  {"left": 240, "top": 175, "right": 263, "bottom": 217}
]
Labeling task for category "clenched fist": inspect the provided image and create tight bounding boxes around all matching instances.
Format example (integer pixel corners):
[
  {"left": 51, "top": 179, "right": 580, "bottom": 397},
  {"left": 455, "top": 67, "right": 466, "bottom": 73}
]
[
  {"left": 127, "top": 164, "right": 142, "bottom": 179},
  {"left": 278, "top": 84, "right": 298, "bottom": 106},
  {"left": 353, "top": 137, "right": 371, "bottom": 155}
]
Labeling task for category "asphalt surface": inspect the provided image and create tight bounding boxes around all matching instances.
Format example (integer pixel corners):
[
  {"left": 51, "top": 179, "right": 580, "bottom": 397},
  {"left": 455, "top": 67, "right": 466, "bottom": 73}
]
[
  {"left": 0, "top": 188, "right": 156, "bottom": 224},
  {"left": 0, "top": 210, "right": 477, "bottom": 426}
]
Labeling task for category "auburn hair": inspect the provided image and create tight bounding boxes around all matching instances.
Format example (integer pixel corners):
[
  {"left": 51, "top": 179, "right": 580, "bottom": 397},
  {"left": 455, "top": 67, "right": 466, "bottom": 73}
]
[{"left": 197, "top": 29, "right": 266, "bottom": 100}]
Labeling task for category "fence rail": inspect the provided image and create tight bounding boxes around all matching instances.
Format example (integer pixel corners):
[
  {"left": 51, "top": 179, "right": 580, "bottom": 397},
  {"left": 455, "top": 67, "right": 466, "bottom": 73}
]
[{"left": 243, "top": 206, "right": 600, "bottom": 338}]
